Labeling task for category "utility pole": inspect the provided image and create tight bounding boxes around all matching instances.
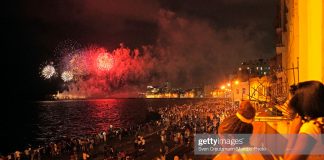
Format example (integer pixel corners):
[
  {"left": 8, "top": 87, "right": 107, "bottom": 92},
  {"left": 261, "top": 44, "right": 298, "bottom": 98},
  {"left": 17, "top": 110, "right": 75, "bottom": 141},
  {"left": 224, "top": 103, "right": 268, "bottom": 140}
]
[
  {"left": 232, "top": 80, "right": 234, "bottom": 109},
  {"left": 248, "top": 69, "right": 251, "bottom": 101}
]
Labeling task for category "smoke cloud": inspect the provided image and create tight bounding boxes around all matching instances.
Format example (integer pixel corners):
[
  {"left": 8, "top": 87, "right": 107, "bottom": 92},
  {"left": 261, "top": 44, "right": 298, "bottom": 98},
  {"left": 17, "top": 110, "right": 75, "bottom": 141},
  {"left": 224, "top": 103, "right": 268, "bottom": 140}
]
[
  {"left": 153, "top": 9, "right": 268, "bottom": 86},
  {"left": 48, "top": 9, "right": 272, "bottom": 98}
]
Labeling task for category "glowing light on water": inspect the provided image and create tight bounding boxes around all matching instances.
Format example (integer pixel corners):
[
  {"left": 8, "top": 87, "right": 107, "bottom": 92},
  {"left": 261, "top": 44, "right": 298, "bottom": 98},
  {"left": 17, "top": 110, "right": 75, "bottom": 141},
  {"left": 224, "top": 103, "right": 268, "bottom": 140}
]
[
  {"left": 97, "top": 53, "right": 114, "bottom": 71},
  {"left": 61, "top": 71, "right": 74, "bottom": 82},
  {"left": 42, "top": 65, "right": 56, "bottom": 79}
]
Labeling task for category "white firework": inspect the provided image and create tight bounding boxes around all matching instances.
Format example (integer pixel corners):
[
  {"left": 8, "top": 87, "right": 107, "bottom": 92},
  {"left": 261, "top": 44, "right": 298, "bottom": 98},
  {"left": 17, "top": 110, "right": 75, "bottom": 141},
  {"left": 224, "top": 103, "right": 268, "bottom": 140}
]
[
  {"left": 41, "top": 65, "right": 56, "bottom": 79},
  {"left": 61, "top": 71, "right": 74, "bottom": 82}
]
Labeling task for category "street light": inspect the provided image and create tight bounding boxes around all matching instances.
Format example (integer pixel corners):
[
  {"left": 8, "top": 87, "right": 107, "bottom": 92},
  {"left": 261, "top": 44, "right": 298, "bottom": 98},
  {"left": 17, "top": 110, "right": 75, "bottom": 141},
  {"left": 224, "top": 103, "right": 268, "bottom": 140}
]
[{"left": 231, "top": 81, "right": 234, "bottom": 108}]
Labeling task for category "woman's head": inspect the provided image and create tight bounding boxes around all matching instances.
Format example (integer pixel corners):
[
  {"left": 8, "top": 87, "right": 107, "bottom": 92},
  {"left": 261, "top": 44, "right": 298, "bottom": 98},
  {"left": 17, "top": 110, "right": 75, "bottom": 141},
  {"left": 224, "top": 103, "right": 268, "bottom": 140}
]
[
  {"left": 218, "top": 101, "right": 255, "bottom": 134},
  {"left": 289, "top": 81, "right": 324, "bottom": 119},
  {"left": 237, "top": 101, "right": 256, "bottom": 120}
]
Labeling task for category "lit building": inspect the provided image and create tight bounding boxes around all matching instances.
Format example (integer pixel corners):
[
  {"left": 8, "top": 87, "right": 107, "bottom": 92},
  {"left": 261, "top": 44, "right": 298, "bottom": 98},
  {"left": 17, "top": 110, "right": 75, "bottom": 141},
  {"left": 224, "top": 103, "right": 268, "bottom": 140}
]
[
  {"left": 183, "top": 89, "right": 195, "bottom": 98},
  {"left": 145, "top": 83, "right": 203, "bottom": 98},
  {"left": 236, "top": 59, "right": 271, "bottom": 80},
  {"left": 53, "top": 91, "right": 86, "bottom": 100},
  {"left": 231, "top": 58, "right": 272, "bottom": 106},
  {"left": 182, "top": 88, "right": 204, "bottom": 98},
  {"left": 232, "top": 81, "right": 249, "bottom": 102},
  {"left": 252, "top": 0, "right": 324, "bottom": 136},
  {"left": 249, "top": 76, "right": 271, "bottom": 103},
  {"left": 276, "top": 0, "right": 324, "bottom": 85},
  {"left": 204, "top": 84, "right": 216, "bottom": 98},
  {"left": 210, "top": 88, "right": 226, "bottom": 98}
]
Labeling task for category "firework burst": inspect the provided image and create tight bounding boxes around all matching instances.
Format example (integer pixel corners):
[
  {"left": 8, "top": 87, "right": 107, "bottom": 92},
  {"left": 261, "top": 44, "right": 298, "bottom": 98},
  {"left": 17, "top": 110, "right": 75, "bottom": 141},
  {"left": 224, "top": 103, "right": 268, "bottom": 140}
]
[
  {"left": 41, "top": 43, "right": 154, "bottom": 99},
  {"left": 41, "top": 65, "right": 56, "bottom": 79},
  {"left": 97, "top": 53, "right": 114, "bottom": 71},
  {"left": 61, "top": 71, "right": 74, "bottom": 82},
  {"left": 54, "top": 39, "right": 81, "bottom": 57},
  {"left": 68, "top": 54, "right": 87, "bottom": 75}
]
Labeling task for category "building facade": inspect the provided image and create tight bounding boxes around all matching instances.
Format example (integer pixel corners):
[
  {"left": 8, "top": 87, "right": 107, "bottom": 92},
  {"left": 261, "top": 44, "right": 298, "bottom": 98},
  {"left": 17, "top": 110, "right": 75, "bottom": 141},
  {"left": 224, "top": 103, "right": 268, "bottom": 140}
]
[{"left": 276, "top": 0, "right": 324, "bottom": 86}]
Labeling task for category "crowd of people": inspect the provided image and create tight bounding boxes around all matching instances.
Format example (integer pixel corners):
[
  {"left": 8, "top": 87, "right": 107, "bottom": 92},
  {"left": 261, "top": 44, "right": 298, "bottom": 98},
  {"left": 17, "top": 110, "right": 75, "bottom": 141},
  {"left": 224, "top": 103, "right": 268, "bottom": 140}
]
[
  {"left": 1, "top": 80, "right": 323, "bottom": 160},
  {"left": 1, "top": 99, "right": 236, "bottom": 160},
  {"left": 2, "top": 121, "right": 162, "bottom": 160},
  {"left": 154, "top": 100, "right": 238, "bottom": 159}
]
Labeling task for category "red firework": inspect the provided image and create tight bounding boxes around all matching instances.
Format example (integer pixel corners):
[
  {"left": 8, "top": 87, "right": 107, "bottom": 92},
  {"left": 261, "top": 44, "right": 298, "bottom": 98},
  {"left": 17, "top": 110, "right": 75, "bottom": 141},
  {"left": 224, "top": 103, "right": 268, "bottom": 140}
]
[{"left": 97, "top": 52, "right": 114, "bottom": 71}]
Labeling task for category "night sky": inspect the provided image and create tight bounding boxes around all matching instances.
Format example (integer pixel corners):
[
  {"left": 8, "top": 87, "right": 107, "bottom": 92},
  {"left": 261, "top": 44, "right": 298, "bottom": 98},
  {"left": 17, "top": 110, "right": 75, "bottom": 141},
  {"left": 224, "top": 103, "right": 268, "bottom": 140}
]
[{"left": 4, "top": 0, "right": 276, "bottom": 101}]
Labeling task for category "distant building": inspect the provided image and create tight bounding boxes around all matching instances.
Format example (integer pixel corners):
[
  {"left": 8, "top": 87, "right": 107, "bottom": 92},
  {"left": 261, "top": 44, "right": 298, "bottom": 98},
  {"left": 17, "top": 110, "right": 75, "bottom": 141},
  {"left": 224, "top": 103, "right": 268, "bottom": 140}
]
[
  {"left": 218, "top": 56, "right": 284, "bottom": 108},
  {"left": 145, "top": 83, "right": 203, "bottom": 98},
  {"left": 236, "top": 59, "right": 271, "bottom": 81},
  {"left": 204, "top": 84, "right": 216, "bottom": 98},
  {"left": 232, "top": 81, "right": 249, "bottom": 102}
]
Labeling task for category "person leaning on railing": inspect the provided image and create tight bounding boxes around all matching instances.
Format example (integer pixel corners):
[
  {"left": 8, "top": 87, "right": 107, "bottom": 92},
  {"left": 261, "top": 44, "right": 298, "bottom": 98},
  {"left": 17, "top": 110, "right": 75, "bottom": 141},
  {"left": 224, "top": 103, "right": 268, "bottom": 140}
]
[
  {"left": 284, "top": 81, "right": 324, "bottom": 160},
  {"left": 213, "top": 100, "right": 277, "bottom": 160}
]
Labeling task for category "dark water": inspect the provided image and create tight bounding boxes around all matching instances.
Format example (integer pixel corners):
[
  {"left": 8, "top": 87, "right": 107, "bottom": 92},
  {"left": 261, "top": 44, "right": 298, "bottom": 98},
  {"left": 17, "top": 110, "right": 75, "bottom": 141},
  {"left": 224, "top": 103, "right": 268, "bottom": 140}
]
[{"left": 1, "top": 98, "right": 204, "bottom": 154}]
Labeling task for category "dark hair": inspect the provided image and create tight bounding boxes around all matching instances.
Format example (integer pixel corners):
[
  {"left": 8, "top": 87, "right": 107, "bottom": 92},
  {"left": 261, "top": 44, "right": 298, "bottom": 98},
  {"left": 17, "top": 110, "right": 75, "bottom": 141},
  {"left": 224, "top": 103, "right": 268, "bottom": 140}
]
[
  {"left": 218, "top": 101, "right": 255, "bottom": 134},
  {"left": 289, "top": 81, "right": 324, "bottom": 119},
  {"left": 218, "top": 115, "right": 253, "bottom": 134},
  {"left": 237, "top": 101, "right": 256, "bottom": 120}
]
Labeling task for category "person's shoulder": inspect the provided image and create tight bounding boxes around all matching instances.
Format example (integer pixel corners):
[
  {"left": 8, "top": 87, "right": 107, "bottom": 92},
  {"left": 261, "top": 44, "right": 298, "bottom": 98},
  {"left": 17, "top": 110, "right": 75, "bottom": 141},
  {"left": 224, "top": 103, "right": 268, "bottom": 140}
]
[
  {"left": 213, "top": 151, "right": 242, "bottom": 160},
  {"left": 232, "top": 153, "right": 244, "bottom": 160},
  {"left": 299, "top": 118, "right": 323, "bottom": 135}
]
